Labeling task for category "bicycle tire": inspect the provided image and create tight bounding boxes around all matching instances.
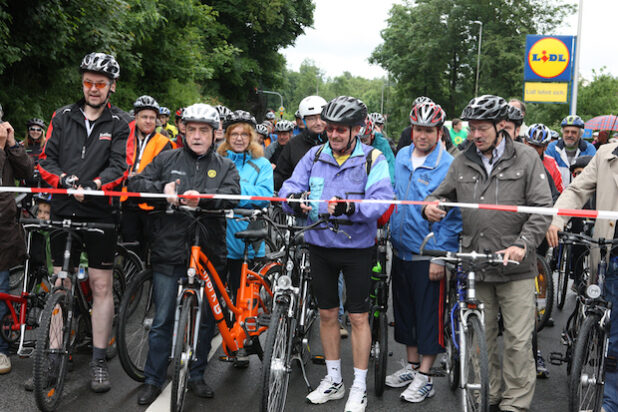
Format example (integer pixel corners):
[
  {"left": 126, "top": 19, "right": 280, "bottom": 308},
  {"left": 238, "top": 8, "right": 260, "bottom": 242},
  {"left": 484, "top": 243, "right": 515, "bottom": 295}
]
[
  {"left": 463, "top": 314, "right": 489, "bottom": 412},
  {"left": 535, "top": 254, "right": 554, "bottom": 332},
  {"left": 33, "top": 292, "right": 72, "bottom": 412},
  {"left": 105, "top": 264, "right": 127, "bottom": 360},
  {"left": 445, "top": 285, "right": 459, "bottom": 391},
  {"left": 373, "top": 310, "right": 388, "bottom": 397},
  {"left": 557, "top": 245, "right": 570, "bottom": 310},
  {"left": 568, "top": 313, "right": 606, "bottom": 412},
  {"left": 260, "top": 302, "right": 293, "bottom": 412},
  {"left": 9, "top": 265, "right": 25, "bottom": 292},
  {"left": 115, "top": 245, "right": 144, "bottom": 285},
  {"left": 116, "top": 269, "right": 154, "bottom": 382},
  {"left": 171, "top": 293, "right": 197, "bottom": 412}
]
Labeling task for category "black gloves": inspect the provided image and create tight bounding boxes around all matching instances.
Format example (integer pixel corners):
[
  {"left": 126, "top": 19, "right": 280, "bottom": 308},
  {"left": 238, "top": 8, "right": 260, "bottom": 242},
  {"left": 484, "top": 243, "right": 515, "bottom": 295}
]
[
  {"left": 332, "top": 196, "right": 355, "bottom": 217},
  {"left": 287, "top": 192, "right": 309, "bottom": 215},
  {"left": 80, "top": 180, "right": 98, "bottom": 190},
  {"left": 59, "top": 174, "right": 79, "bottom": 189}
]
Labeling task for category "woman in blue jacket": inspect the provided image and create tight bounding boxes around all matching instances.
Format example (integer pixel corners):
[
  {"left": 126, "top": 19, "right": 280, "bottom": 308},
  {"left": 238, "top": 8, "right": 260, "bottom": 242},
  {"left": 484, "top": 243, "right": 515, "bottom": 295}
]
[{"left": 217, "top": 110, "right": 274, "bottom": 301}]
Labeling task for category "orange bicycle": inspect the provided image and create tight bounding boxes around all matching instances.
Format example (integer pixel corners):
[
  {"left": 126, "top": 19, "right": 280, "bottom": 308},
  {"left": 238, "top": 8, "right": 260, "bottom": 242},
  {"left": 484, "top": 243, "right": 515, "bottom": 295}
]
[{"left": 170, "top": 207, "right": 279, "bottom": 412}]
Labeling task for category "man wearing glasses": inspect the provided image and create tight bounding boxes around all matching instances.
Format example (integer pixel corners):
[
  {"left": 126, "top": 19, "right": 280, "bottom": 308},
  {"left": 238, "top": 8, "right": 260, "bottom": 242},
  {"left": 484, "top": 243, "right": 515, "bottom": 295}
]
[
  {"left": 280, "top": 96, "right": 394, "bottom": 412},
  {"left": 37, "top": 52, "right": 129, "bottom": 393}
]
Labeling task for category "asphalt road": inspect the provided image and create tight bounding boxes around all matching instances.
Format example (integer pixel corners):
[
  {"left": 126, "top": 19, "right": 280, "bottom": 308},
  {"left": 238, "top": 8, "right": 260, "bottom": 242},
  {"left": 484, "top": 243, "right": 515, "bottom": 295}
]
[{"left": 0, "top": 274, "right": 578, "bottom": 412}]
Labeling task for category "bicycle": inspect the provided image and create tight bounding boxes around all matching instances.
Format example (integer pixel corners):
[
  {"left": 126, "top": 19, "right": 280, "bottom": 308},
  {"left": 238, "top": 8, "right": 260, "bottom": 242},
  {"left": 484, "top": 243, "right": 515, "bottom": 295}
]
[
  {"left": 420, "top": 232, "right": 519, "bottom": 412},
  {"left": 25, "top": 217, "right": 126, "bottom": 412},
  {"left": 260, "top": 213, "right": 346, "bottom": 412},
  {"left": 535, "top": 253, "right": 554, "bottom": 332},
  {"left": 554, "top": 220, "right": 593, "bottom": 310},
  {"left": 167, "top": 207, "right": 278, "bottom": 412}
]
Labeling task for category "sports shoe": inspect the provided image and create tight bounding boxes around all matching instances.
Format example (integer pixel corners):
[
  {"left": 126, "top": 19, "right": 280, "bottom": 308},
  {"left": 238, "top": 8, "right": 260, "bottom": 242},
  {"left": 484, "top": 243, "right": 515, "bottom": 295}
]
[
  {"left": 400, "top": 372, "right": 435, "bottom": 403},
  {"left": 0, "top": 353, "right": 11, "bottom": 374},
  {"left": 340, "top": 323, "right": 349, "bottom": 339},
  {"left": 306, "top": 375, "right": 345, "bottom": 404},
  {"left": 344, "top": 386, "right": 367, "bottom": 412},
  {"left": 385, "top": 360, "right": 417, "bottom": 388},
  {"left": 90, "top": 359, "right": 111, "bottom": 393},
  {"left": 536, "top": 350, "right": 549, "bottom": 379}
]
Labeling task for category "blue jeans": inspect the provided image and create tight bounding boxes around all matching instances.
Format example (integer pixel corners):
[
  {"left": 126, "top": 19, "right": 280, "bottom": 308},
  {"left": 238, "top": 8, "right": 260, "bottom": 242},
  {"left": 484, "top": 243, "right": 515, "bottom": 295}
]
[
  {"left": 604, "top": 257, "right": 618, "bottom": 412},
  {"left": 143, "top": 266, "right": 216, "bottom": 388},
  {"left": 0, "top": 270, "right": 9, "bottom": 354}
]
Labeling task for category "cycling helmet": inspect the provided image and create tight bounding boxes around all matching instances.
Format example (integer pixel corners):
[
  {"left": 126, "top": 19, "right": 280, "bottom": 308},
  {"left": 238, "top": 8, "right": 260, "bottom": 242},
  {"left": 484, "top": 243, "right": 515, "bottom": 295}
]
[
  {"left": 525, "top": 123, "right": 552, "bottom": 146},
  {"left": 413, "top": 96, "right": 433, "bottom": 107},
  {"left": 255, "top": 124, "right": 269, "bottom": 137},
  {"left": 133, "top": 95, "right": 159, "bottom": 114},
  {"left": 409, "top": 102, "right": 446, "bottom": 128},
  {"left": 369, "top": 112, "right": 385, "bottom": 125},
  {"left": 265, "top": 111, "right": 276, "bottom": 121},
  {"left": 321, "top": 96, "right": 368, "bottom": 126},
  {"left": 34, "top": 193, "right": 52, "bottom": 203},
  {"left": 506, "top": 105, "right": 524, "bottom": 126},
  {"left": 176, "top": 107, "right": 184, "bottom": 117},
  {"left": 298, "top": 95, "right": 327, "bottom": 117},
  {"left": 275, "top": 120, "right": 295, "bottom": 133},
  {"left": 79, "top": 52, "right": 120, "bottom": 79},
  {"left": 460, "top": 95, "right": 508, "bottom": 122},
  {"left": 295, "top": 110, "right": 302, "bottom": 119},
  {"left": 159, "top": 106, "right": 171, "bottom": 116},
  {"left": 215, "top": 105, "right": 232, "bottom": 119},
  {"left": 182, "top": 103, "right": 220, "bottom": 129},
  {"left": 550, "top": 130, "right": 560, "bottom": 140},
  {"left": 223, "top": 110, "right": 257, "bottom": 129},
  {"left": 27, "top": 118, "right": 46, "bottom": 128},
  {"left": 358, "top": 118, "right": 374, "bottom": 141},
  {"left": 570, "top": 155, "right": 594, "bottom": 173},
  {"left": 561, "top": 115, "right": 585, "bottom": 128}
]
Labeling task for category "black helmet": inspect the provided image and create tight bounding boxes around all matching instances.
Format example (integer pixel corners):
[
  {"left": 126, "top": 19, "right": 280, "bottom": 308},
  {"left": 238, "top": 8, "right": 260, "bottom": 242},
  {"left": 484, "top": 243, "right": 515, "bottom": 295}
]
[
  {"left": 223, "top": 110, "right": 257, "bottom": 129},
  {"left": 321, "top": 96, "right": 367, "bottom": 127},
  {"left": 27, "top": 118, "right": 46, "bottom": 129},
  {"left": 133, "top": 95, "right": 159, "bottom": 114},
  {"left": 274, "top": 120, "right": 295, "bottom": 133},
  {"left": 569, "top": 155, "right": 594, "bottom": 173},
  {"left": 80, "top": 52, "right": 120, "bottom": 79},
  {"left": 506, "top": 105, "right": 524, "bottom": 126},
  {"left": 461, "top": 95, "right": 508, "bottom": 122}
]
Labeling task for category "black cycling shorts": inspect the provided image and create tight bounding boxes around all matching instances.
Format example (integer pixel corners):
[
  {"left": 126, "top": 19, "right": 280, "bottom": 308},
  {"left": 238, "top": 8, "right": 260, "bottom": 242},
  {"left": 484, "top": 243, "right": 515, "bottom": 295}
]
[
  {"left": 308, "top": 244, "right": 373, "bottom": 313},
  {"left": 50, "top": 215, "right": 117, "bottom": 270}
]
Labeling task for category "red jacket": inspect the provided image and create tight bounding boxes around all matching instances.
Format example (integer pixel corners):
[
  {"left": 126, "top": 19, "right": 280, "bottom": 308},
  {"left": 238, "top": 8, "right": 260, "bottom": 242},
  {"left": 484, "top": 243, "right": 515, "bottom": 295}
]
[{"left": 543, "top": 154, "right": 563, "bottom": 193}]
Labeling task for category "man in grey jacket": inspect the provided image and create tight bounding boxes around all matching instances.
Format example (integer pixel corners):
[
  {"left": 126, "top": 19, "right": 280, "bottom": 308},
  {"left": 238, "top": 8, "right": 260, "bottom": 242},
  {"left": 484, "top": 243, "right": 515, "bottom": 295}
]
[{"left": 424, "top": 95, "right": 552, "bottom": 412}]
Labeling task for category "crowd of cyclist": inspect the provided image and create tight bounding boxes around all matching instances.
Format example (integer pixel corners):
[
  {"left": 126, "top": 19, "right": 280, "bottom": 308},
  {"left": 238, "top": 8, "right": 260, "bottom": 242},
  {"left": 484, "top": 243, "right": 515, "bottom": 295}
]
[{"left": 0, "top": 51, "right": 617, "bottom": 412}]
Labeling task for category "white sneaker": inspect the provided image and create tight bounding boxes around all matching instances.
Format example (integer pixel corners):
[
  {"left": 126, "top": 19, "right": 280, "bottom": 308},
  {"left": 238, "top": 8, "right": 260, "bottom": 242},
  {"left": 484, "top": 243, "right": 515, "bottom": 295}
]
[
  {"left": 385, "top": 360, "right": 416, "bottom": 388},
  {"left": 0, "top": 353, "right": 11, "bottom": 374},
  {"left": 400, "top": 372, "right": 435, "bottom": 403},
  {"left": 306, "top": 375, "right": 345, "bottom": 404},
  {"left": 344, "top": 386, "right": 367, "bottom": 412}
]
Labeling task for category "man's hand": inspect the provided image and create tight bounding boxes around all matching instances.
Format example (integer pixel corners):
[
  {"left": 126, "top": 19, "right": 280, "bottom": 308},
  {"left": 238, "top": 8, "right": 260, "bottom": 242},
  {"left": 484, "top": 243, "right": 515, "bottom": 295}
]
[
  {"left": 328, "top": 196, "right": 355, "bottom": 216},
  {"left": 73, "top": 179, "right": 100, "bottom": 203},
  {"left": 546, "top": 224, "right": 560, "bottom": 248},
  {"left": 5, "top": 122, "right": 16, "bottom": 147},
  {"left": 164, "top": 179, "right": 180, "bottom": 206},
  {"left": 287, "top": 192, "right": 311, "bottom": 215},
  {"left": 0, "top": 122, "right": 10, "bottom": 149},
  {"left": 181, "top": 190, "right": 200, "bottom": 208},
  {"left": 496, "top": 245, "right": 526, "bottom": 266},
  {"left": 424, "top": 203, "right": 446, "bottom": 222},
  {"left": 428, "top": 262, "right": 445, "bottom": 281},
  {"left": 59, "top": 174, "right": 79, "bottom": 189}
]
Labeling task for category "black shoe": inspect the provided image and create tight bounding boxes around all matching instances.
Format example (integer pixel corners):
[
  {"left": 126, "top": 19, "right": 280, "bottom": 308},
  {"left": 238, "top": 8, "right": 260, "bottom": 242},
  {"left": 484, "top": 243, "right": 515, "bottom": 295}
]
[
  {"left": 489, "top": 404, "right": 500, "bottom": 412},
  {"left": 188, "top": 379, "right": 214, "bottom": 398},
  {"left": 90, "top": 359, "right": 111, "bottom": 393},
  {"left": 137, "top": 384, "right": 162, "bottom": 405},
  {"left": 546, "top": 317, "right": 555, "bottom": 327}
]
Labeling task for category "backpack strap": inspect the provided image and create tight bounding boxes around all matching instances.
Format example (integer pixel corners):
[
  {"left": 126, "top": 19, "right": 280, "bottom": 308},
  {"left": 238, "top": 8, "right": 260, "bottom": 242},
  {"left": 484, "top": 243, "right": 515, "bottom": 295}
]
[
  {"left": 365, "top": 148, "right": 380, "bottom": 176},
  {"left": 312, "top": 143, "right": 326, "bottom": 164}
]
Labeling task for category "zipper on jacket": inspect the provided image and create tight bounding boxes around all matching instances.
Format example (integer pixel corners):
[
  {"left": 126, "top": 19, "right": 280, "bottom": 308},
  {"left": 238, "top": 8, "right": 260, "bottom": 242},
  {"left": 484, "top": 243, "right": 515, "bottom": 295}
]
[
  {"left": 81, "top": 146, "right": 86, "bottom": 160},
  {"left": 399, "top": 171, "right": 415, "bottom": 246}
]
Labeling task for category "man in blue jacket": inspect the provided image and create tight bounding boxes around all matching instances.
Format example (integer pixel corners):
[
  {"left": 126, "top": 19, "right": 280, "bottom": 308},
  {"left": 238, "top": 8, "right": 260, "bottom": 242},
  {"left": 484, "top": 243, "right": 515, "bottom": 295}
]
[
  {"left": 545, "top": 115, "right": 595, "bottom": 188},
  {"left": 387, "top": 101, "right": 461, "bottom": 403},
  {"left": 280, "top": 96, "right": 394, "bottom": 412}
]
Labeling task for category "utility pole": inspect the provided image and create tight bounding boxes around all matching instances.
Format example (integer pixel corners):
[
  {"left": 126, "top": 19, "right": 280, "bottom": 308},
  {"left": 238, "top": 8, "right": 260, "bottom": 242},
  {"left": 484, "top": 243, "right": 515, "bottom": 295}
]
[
  {"left": 571, "top": 0, "right": 583, "bottom": 115},
  {"left": 472, "top": 21, "right": 483, "bottom": 97}
]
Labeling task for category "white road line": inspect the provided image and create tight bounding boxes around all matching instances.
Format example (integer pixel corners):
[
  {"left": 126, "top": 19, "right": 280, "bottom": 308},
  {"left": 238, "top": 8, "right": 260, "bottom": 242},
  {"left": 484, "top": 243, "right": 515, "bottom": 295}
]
[{"left": 145, "top": 334, "right": 223, "bottom": 412}]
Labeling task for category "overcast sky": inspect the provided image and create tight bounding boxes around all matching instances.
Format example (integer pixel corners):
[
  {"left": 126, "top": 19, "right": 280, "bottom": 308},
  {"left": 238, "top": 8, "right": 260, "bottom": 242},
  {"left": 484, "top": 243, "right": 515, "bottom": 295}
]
[{"left": 281, "top": 0, "right": 618, "bottom": 81}]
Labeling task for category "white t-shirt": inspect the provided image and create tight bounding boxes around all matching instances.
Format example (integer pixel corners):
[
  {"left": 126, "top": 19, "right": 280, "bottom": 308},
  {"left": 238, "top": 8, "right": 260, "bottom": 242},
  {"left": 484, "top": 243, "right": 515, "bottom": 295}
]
[{"left": 411, "top": 153, "right": 428, "bottom": 170}]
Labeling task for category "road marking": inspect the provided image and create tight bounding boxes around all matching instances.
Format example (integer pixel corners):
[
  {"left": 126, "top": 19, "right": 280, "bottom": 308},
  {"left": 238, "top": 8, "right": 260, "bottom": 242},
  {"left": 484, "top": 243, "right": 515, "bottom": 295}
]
[{"left": 146, "top": 334, "right": 223, "bottom": 412}]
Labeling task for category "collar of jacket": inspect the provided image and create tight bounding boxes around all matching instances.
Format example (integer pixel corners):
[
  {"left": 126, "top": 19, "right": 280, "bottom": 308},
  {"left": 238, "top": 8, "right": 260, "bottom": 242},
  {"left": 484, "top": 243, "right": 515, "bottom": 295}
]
[
  {"left": 70, "top": 98, "right": 113, "bottom": 125},
  {"left": 302, "top": 129, "right": 327, "bottom": 146},
  {"left": 226, "top": 150, "right": 252, "bottom": 165},
  {"left": 404, "top": 141, "right": 445, "bottom": 172},
  {"left": 182, "top": 141, "right": 214, "bottom": 159},
  {"left": 319, "top": 137, "right": 365, "bottom": 166},
  {"left": 464, "top": 132, "right": 515, "bottom": 173},
  {"left": 556, "top": 136, "right": 588, "bottom": 152}
]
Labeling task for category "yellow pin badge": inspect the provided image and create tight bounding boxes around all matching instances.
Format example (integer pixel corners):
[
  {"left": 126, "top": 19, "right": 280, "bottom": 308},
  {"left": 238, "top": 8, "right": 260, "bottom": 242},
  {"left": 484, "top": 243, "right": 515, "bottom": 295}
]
[{"left": 208, "top": 170, "right": 216, "bottom": 178}]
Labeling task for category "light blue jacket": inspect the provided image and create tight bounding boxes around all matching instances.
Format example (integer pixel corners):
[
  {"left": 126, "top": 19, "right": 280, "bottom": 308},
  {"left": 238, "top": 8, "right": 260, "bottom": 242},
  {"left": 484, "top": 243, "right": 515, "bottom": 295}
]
[
  {"left": 390, "top": 143, "right": 461, "bottom": 259},
  {"left": 280, "top": 138, "right": 394, "bottom": 248},
  {"left": 545, "top": 138, "right": 596, "bottom": 188},
  {"left": 224, "top": 150, "right": 273, "bottom": 259}
]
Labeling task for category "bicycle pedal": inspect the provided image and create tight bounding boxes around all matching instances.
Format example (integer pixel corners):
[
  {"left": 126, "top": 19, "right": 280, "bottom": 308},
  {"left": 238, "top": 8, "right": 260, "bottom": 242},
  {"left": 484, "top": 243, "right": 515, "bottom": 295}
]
[
  {"left": 243, "top": 316, "right": 259, "bottom": 333},
  {"left": 312, "top": 354, "right": 326, "bottom": 365},
  {"left": 549, "top": 352, "right": 565, "bottom": 365}
]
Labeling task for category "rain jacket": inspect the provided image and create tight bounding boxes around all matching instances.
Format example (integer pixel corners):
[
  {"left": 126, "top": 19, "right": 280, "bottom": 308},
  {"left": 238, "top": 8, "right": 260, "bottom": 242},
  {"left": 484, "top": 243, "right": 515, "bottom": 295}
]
[
  {"left": 371, "top": 131, "right": 395, "bottom": 185},
  {"left": 545, "top": 138, "right": 596, "bottom": 188}
]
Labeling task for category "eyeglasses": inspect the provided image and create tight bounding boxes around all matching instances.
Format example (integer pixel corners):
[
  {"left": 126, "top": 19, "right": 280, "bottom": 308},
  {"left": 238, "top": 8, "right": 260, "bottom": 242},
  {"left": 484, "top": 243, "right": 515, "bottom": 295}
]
[
  {"left": 468, "top": 125, "right": 493, "bottom": 133},
  {"left": 326, "top": 125, "right": 349, "bottom": 134},
  {"left": 230, "top": 132, "right": 250, "bottom": 139},
  {"left": 83, "top": 80, "right": 110, "bottom": 90},
  {"left": 29, "top": 127, "right": 43, "bottom": 132}
]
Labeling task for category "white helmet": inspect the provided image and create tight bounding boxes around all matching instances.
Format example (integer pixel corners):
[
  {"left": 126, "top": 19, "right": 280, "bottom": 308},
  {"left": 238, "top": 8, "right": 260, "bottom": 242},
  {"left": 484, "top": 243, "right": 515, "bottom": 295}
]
[
  {"left": 298, "top": 95, "right": 327, "bottom": 117},
  {"left": 182, "top": 103, "right": 220, "bottom": 129}
]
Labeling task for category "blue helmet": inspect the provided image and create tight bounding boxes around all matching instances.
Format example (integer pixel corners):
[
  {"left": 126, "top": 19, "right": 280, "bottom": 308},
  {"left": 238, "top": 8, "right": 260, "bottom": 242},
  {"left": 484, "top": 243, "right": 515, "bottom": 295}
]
[
  {"left": 561, "top": 115, "right": 585, "bottom": 129},
  {"left": 526, "top": 123, "right": 552, "bottom": 146},
  {"left": 159, "top": 106, "right": 171, "bottom": 116}
]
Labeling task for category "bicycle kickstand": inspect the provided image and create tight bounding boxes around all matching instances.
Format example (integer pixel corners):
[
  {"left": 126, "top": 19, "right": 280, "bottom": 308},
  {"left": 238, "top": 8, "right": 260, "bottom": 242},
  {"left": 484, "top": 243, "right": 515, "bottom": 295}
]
[{"left": 296, "top": 353, "right": 313, "bottom": 392}]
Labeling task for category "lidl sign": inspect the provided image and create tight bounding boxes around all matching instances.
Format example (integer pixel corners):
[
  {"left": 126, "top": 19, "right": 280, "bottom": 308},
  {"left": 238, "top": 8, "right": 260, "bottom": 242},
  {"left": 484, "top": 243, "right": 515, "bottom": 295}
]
[{"left": 524, "top": 35, "right": 574, "bottom": 82}]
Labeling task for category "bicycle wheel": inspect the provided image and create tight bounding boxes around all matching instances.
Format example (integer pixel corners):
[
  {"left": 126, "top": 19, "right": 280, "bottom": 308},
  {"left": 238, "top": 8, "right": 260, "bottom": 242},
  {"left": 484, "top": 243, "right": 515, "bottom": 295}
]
[
  {"left": 261, "top": 302, "right": 293, "bottom": 412},
  {"left": 115, "top": 245, "right": 144, "bottom": 285},
  {"left": 116, "top": 269, "right": 154, "bottom": 382},
  {"left": 33, "top": 292, "right": 72, "bottom": 412},
  {"left": 535, "top": 254, "right": 554, "bottom": 332},
  {"left": 463, "top": 313, "right": 489, "bottom": 412},
  {"left": 171, "top": 293, "right": 197, "bottom": 412},
  {"left": 557, "top": 245, "right": 570, "bottom": 310},
  {"left": 106, "top": 264, "right": 127, "bottom": 360},
  {"left": 373, "top": 310, "right": 388, "bottom": 397},
  {"left": 9, "top": 265, "right": 24, "bottom": 292},
  {"left": 568, "top": 313, "right": 606, "bottom": 412},
  {"left": 444, "top": 286, "right": 459, "bottom": 391}
]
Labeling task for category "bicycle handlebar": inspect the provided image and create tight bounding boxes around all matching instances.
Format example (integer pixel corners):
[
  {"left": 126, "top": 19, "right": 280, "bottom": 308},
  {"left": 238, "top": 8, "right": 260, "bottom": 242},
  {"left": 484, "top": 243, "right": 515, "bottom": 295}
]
[
  {"left": 558, "top": 230, "right": 618, "bottom": 247},
  {"left": 21, "top": 218, "right": 116, "bottom": 231},
  {"left": 420, "top": 232, "right": 519, "bottom": 265}
]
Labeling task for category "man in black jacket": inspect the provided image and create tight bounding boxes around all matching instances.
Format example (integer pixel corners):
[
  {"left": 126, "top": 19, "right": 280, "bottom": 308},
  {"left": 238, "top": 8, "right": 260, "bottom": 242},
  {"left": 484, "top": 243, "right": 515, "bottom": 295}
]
[
  {"left": 128, "top": 103, "right": 240, "bottom": 405},
  {"left": 273, "top": 95, "right": 327, "bottom": 191},
  {"left": 37, "top": 52, "right": 129, "bottom": 393}
]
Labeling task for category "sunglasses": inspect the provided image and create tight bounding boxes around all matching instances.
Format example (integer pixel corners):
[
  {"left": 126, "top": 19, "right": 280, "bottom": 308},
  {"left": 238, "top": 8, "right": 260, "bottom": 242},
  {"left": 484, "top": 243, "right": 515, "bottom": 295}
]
[
  {"left": 326, "top": 125, "right": 349, "bottom": 134},
  {"left": 83, "top": 80, "right": 110, "bottom": 90},
  {"left": 29, "top": 127, "right": 43, "bottom": 132}
]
